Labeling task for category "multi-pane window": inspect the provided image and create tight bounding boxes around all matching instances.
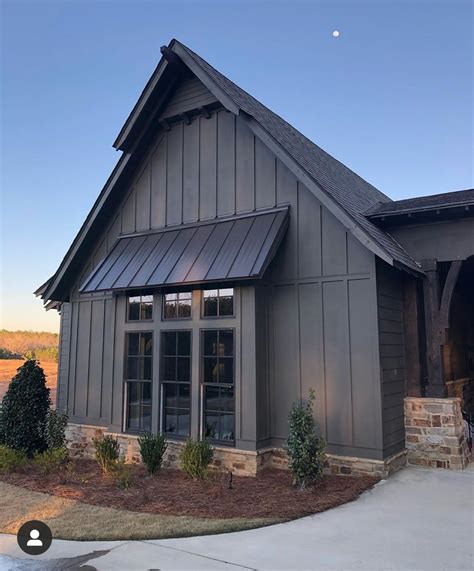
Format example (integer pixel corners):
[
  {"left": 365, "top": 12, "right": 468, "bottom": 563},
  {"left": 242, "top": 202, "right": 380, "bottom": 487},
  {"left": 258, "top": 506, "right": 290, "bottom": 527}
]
[
  {"left": 124, "top": 332, "right": 153, "bottom": 432},
  {"left": 201, "top": 329, "right": 234, "bottom": 442},
  {"left": 202, "top": 288, "right": 234, "bottom": 317},
  {"left": 160, "top": 331, "right": 191, "bottom": 437},
  {"left": 127, "top": 294, "right": 153, "bottom": 321},
  {"left": 163, "top": 292, "right": 192, "bottom": 319}
]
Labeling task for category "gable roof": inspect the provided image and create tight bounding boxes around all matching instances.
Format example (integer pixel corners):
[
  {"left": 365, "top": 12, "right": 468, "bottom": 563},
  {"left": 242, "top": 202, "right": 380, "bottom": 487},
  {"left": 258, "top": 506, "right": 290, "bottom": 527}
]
[{"left": 40, "top": 39, "right": 422, "bottom": 304}]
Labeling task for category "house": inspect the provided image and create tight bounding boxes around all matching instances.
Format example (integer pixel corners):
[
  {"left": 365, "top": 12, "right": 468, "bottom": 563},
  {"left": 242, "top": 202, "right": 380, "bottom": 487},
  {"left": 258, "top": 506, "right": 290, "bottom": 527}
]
[{"left": 36, "top": 39, "right": 473, "bottom": 477}]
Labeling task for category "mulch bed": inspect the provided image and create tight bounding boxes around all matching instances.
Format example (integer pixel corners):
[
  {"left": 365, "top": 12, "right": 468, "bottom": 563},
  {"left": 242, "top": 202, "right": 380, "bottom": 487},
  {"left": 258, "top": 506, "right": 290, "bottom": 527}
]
[{"left": 0, "top": 460, "right": 377, "bottom": 520}]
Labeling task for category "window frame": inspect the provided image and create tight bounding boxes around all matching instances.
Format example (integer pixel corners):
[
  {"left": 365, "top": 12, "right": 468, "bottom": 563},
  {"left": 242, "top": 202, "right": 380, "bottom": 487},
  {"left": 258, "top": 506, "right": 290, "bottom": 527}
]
[
  {"left": 126, "top": 292, "right": 154, "bottom": 323},
  {"left": 159, "top": 329, "right": 193, "bottom": 440},
  {"left": 199, "top": 328, "right": 236, "bottom": 446},
  {"left": 123, "top": 330, "right": 153, "bottom": 434},
  {"left": 162, "top": 291, "right": 193, "bottom": 321},
  {"left": 201, "top": 288, "right": 235, "bottom": 319}
]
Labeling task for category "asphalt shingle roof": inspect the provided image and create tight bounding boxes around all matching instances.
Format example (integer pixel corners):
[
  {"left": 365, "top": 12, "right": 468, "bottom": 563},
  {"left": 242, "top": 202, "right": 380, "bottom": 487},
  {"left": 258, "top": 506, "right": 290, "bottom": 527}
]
[
  {"left": 177, "top": 41, "right": 421, "bottom": 273},
  {"left": 365, "top": 188, "right": 474, "bottom": 217}
]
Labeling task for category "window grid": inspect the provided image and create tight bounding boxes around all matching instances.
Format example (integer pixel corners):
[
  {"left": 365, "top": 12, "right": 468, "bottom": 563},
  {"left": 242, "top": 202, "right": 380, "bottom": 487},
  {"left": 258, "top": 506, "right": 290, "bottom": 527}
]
[
  {"left": 127, "top": 293, "right": 153, "bottom": 321},
  {"left": 202, "top": 288, "right": 234, "bottom": 318},
  {"left": 163, "top": 292, "right": 192, "bottom": 320},
  {"left": 160, "top": 331, "right": 191, "bottom": 438},
  {"left": 201, "top": 329, "right": 235, "bottom": 443},
  {"left": 124, "top": 331, "right": 153, "bottom": 433}
]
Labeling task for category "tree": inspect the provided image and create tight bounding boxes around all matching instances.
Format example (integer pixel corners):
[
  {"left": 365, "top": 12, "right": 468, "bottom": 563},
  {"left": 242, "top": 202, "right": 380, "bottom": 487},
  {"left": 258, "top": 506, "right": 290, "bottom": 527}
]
[
  {"left": 0, "top": 360, "right": 51, "bottom": 456},
  {"left": 286, "top": 389, "right": 326, "bottom": 489}
]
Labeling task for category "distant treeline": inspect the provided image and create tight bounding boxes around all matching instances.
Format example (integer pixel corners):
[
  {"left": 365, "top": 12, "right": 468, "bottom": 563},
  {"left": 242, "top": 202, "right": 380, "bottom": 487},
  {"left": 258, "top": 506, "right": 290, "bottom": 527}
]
[{"left": 0, "top": 330, "right": 59, "bottom": 362}]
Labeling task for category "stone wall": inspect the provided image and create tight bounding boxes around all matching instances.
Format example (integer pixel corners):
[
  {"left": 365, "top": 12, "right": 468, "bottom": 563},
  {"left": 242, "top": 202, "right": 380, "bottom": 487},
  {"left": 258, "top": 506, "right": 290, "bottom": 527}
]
[
  {"left": 66, "top": 423, "right": 405, "bottom": 479},
  {"left": 404, "top": 397, "right": 470, "bottom": 469}
]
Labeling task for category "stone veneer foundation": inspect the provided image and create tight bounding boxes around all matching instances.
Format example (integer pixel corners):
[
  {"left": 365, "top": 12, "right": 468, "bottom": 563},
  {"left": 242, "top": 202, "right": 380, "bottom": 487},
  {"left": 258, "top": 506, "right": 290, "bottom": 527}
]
[
  {"left": 66, "top": 423, "right": 406, "bottom": 478},
  {"left": 404, "top": 397, "right": 471, "bottom": 470}
]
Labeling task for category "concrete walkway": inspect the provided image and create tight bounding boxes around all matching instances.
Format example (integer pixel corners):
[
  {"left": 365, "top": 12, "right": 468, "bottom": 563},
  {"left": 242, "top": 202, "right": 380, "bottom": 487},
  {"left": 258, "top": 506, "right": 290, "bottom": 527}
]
[{"left": 0, "top": 466, "right": 472, "bottom": 570}]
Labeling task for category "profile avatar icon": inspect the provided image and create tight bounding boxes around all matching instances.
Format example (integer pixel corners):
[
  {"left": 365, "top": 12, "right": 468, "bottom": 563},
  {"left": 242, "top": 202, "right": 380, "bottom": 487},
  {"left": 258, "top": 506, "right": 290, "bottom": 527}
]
[
  {"left": 17, "top": 520, "right": 52, "bottom": 555},
  {"left": 27, "top": 529, "right": 43, "bottom": 547}
]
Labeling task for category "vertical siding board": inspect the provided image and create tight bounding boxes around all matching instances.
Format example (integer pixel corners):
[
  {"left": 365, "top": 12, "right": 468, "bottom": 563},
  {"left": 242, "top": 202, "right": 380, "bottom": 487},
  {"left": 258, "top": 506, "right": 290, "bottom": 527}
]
[
  {"left": 111, "top": 296, "right": 125, "bottom": 430},
  {"left": 166, "top": 124, "right": 183, "bottom": 226},
  {"left": 74, "top": 301, "right": 92, "bottom": 418},
  {"left": 298, "top": 185, "right": 322, "bottom": 278},
  {"left": 217, "top": 111, "right": 236, "bottom": 216},
  {"left": 348, "top": 279, "right": 379, "bottom": 448},
  {"left": 348, "top": 234, "right": 373, "bottom": 274},
  {"left": 298, "top": 283, "right": 326, "bottom": 436},
  {"left": 107, "top": 214, "right": 121, "bottom": 251},
  {"left": 135, "top": 165, "right": 151, "bottom": 232},
  {"left": 182, "top": 119, "right": 200, "bottom": 223},
  {"left": 255, "top": 137, "right": 276, "bottom": 209},
  {"left": 87, "top": 300, "right": 105, "bottom": 420},
  {"left": 239, "top": 287, "right": 257, "bottom": 444},
  {"left": 100, "top": 297, "right": 114, "bottom": 421},
  {"left": 272, "top": 160, "right": 298, "bottom": 280},
  {"left": 235, "top": 117, "right": 255, "bottom": 213},
  {"left": 272, "top": 285, "right": 299, "bottom": 438},
  {"left": 199, "top": 114, "right": 217, "bottom": 220},
  {"left": 321, "top": 209, "right": 347, "bottom": 276},
  {"left": 121, "top": 190, "right": 136, "bottom": 234},
  {"left": 57, "top": 303, "right": 71, "bottom": 412},
  {"left": 322, "top": 280, "right": 352, "bottom": 446},
  {"left": 151, "top": 137, "right": 167, "bottom": 228}
]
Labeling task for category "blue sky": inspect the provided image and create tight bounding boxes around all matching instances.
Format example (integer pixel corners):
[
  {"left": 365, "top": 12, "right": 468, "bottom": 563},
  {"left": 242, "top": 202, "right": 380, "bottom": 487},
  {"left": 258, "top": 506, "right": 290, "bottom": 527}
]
[{"left": 1, "top": 0, "right": 472, "bottom": 332}]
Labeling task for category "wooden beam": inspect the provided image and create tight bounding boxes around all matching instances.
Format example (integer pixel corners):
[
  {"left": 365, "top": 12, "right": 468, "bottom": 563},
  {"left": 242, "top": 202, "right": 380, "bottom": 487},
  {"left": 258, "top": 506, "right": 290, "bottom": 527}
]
[
  {"left": 421, "top": 259, "right": 446, "bottom": 397},
  {"left": 439, "top": 259, "right": 463, "bottom": 344},
  {"left": 160, "top": 45, "right": 183, "bottom": 69},
  {"left": 403, "top": 277, "right": 423, "bottom": 397}
]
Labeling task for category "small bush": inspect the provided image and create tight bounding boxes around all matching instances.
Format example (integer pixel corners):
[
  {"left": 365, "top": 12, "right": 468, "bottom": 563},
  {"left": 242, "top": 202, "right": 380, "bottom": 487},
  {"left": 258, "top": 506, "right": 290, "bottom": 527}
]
[
  {"left": 42, "top": 410, "right": 69, "bottom": 450},
  {"left": 138, "top": 433, "right": 167, "bottom": 475},
  {"left": 0, "top": 360, "right": 51, "bottom": 456},
  {"left": 114, "top": 459, "right": 134, "bottom": 489},
  {"left": 93, "top": 434, "right": 120, "bottom": 474},
  {"left": 34, "top": 447, "right": 69, "bottom": 475},
  {"left": 286, "top": 389, "right": 326, "bottom": 489},
  {"left": 0, "top": 446, "right": 27, "bottom": 474},
  {"left": 180, "top": 438, "right": 213, "bottom": 479}
]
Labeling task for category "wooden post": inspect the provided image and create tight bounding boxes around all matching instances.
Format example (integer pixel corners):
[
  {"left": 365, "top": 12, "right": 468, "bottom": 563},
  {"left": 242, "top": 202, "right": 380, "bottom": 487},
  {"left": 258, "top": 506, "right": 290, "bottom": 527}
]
[
  {"left": 403, "top": 277, "right": 423, "bottom": 396},
  {"left": 421, "top": 259, "right": 446, "bottom": 397}
]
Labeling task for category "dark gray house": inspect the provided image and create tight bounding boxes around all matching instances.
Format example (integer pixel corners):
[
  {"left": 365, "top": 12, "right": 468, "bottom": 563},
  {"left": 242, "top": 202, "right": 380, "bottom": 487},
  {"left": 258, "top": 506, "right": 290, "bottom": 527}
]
[{"left": 37, "top": 40, "right": 473, "bottom": 476}]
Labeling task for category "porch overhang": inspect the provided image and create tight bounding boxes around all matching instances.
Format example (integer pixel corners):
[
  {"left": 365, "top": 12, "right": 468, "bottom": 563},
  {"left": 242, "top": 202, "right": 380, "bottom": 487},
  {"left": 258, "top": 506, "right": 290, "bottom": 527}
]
[{"left": 79, "top": 206, "right": 289, "bottom": 294}]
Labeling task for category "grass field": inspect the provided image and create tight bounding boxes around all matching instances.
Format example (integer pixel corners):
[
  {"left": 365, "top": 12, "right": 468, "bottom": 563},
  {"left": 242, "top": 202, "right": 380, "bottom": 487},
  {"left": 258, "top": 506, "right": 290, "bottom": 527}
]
[{"left": 0, "top": 360, "right": 57, "bottom": 404}]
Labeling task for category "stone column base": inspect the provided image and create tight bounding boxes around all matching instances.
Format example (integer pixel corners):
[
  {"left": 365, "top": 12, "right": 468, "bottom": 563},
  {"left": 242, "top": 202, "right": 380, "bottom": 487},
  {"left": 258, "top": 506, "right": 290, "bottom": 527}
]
[
  {"left": 404, "top": 397, "right": 470, "bottom": 469},
  {"left": 66, "top": 423, "right": 405, "bottom": 479}
]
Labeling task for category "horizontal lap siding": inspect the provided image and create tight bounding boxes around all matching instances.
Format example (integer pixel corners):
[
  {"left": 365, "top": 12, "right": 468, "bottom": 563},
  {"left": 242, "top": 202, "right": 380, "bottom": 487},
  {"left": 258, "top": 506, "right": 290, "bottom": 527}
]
[{"left": 376, "top": 260, "right": 407, "bottom": 457}]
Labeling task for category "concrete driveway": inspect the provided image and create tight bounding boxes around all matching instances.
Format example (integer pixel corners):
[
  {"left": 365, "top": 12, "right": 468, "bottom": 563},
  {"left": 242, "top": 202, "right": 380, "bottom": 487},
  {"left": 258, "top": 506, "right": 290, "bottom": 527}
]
[{"left": 0, "top": 466, "right": 472, "bottom": 570}]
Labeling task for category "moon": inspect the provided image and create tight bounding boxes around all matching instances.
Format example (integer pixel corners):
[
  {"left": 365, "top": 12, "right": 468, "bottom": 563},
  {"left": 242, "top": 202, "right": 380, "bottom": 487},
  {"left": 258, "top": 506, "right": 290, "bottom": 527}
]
[{"left": 332, "top": 30, "right": 340, "bottom": 38}]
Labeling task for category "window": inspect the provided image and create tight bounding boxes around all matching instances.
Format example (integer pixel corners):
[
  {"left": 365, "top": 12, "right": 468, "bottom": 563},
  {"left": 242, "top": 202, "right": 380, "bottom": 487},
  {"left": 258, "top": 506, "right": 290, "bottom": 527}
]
[
  {"left": 201, "top": 329, "right": 234, "bottom": 442},
  {"left": 160, "top": 331, "right": 191, "bottom": 437},
  {"left": 163, "top": 292, "right": 192, "bottom": 319},
  {"left": 124, "top": 332, "right": 153, "bottom": 432},
  {"left": 202, "top": 288, "right": 234, "bottom": 317},
  {"left": 127, "top": 293, "right": 153, "bottom": 321}
]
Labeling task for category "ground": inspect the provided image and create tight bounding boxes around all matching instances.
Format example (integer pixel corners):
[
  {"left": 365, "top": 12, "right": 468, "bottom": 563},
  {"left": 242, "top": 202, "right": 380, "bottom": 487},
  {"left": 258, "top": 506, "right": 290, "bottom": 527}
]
[
  {"left": 0, "top": 459, "right": 375, "bottom": 540},
  {"left": 0, "top": 466, "right": 472, "bottom": 570},
  {"left": 0, "top": 360, "right": 57, "bottom": 404}
]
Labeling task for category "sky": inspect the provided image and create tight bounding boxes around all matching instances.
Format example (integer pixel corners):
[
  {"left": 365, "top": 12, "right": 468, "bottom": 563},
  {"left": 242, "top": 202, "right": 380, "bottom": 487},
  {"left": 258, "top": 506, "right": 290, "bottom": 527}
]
[{"left": 1, "top": 0, "right": 472, "bottom": 333}]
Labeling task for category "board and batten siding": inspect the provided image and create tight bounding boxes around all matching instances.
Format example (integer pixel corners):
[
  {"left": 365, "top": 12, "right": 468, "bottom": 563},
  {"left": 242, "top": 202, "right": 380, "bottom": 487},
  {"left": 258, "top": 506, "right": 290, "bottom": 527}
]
[
  {"left": 376, "top": 260, "right": 407, "bottom": 457},
  {"left": 57, "top": 79, "right": 387, "bottom": 459}
]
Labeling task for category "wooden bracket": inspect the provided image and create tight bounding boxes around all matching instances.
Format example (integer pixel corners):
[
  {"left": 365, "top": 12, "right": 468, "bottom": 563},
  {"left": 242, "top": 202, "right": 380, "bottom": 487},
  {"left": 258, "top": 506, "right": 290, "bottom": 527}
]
[{"left": 439, "top": 260, "right": 463, "bottom": 344}]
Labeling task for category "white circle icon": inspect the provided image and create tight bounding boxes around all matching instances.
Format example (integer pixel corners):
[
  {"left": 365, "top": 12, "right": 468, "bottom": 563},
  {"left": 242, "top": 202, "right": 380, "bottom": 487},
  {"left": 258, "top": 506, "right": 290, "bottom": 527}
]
[{"left": 332, "top": 30, "right": 340, "bottom": 38}]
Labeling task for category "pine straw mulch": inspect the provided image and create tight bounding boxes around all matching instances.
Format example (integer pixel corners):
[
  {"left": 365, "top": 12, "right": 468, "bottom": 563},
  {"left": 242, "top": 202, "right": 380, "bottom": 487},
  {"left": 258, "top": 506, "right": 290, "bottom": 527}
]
[{"left": 0, "top": 459, "right": 378, "bottom": 521}]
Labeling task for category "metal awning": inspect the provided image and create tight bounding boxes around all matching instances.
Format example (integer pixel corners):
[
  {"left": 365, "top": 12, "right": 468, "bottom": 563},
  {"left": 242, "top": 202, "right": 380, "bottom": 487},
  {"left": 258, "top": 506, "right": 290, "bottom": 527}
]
[{"left": 79, "top": 207, "right": 289, "bottom": 293}]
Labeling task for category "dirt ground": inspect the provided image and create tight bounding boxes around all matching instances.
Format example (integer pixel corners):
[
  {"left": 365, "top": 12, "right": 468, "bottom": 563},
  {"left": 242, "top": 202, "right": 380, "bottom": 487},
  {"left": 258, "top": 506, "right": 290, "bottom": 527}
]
[
  {"left": 0, "top": 360, "right": 57, "bottom": 404},
  {"left": 0, "top": 459, "right": 377, "bottom": 521}
]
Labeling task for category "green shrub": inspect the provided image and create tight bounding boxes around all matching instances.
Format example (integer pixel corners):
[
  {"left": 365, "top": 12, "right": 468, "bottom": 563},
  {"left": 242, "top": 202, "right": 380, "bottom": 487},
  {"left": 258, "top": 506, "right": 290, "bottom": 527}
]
[
  {"left": 0, "top": 446, "right": 27, "bottom": 474},
  {"left": 34, "top": 447, "right": 69, "bottom": 475},
  {"left": 286, "top": 389, "right": 326, "bottom": 489},
  {"left": 114, "top": 458, "right": 134, "bottom": 489},
  {"left": 0, "top": 360, "right": 51, "bottom": 456},
  {"left": 93, "top": 434, "right": 120, "bottom": 474},
  {"left": 138, "top": 433, "right": 167, "bottom": 475},
  {"left": 42, "top": 410, "right": 68, "bottom": 450},
  {"left": 180, "top": 438, "right": 213, "bottom": 479}
]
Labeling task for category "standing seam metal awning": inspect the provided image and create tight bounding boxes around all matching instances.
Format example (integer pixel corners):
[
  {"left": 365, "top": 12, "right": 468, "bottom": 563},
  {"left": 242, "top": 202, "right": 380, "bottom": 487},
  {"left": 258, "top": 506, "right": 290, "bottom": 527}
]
[{"left": 79, "top": 207, "right": 289, "bottom": 293}]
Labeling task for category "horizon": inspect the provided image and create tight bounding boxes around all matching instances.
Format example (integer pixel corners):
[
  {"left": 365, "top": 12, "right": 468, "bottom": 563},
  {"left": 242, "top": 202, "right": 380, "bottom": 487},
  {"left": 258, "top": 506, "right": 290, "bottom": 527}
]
[{"left": 1, "top": 0, "right": 472, "bottom": 333}]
